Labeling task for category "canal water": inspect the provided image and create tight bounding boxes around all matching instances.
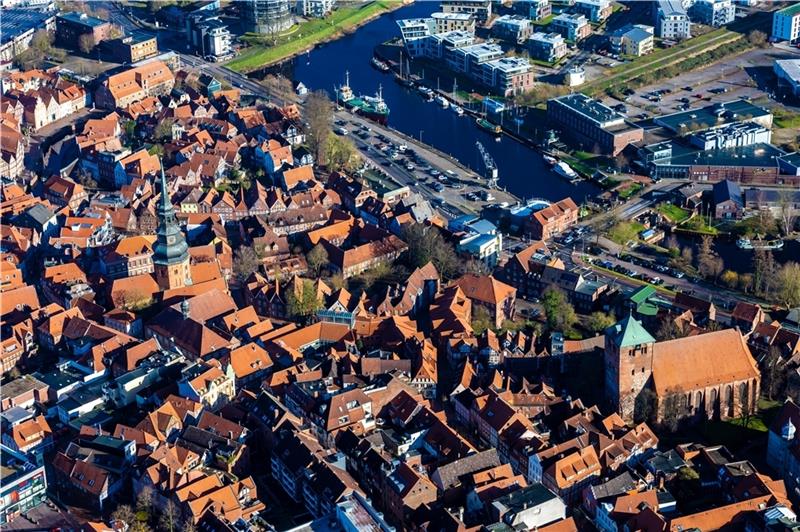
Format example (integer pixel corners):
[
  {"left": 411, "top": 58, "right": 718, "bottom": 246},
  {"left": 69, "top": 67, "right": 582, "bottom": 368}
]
[
  {"left": 673, "top": 234, "right": 800, "bottom": 273},
  {"left": 268, "top": 1, "right": 601, "bottom": 203}
]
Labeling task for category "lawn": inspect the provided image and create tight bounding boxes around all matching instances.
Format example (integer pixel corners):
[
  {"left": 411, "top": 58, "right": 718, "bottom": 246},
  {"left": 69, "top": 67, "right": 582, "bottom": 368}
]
[
  {"left": 773, "top": 107, "right": 800, "bottom": 129},
  {"left": 618, "top": 182, "right": 644, "bottom": 200},
  {"left": 657, "top": 203, "right": 691, "bottom": 224},
  {"left": 607, "top": 221, "right": 645, "bottom": 245},
  {"left": 227, "top": 1, "right": 395, "bottom": 72},
  {"left": 679, "top": 216, "right": 720, "bottom": 235},
  {"left": 532, "top": 14, "right": 555, "bottom": 26}
]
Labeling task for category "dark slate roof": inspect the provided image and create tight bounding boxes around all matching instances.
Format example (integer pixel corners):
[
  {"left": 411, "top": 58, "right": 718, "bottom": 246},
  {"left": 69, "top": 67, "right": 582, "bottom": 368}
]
[
  {"left": 433, "top": 448, "right": 500, "bottom": 490},
  {"left": 712, "top": 179, "right": 743, "bottom": 207}
]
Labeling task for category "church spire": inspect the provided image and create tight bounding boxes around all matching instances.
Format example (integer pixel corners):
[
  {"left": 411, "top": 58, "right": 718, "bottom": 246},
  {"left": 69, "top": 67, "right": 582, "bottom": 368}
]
[
  {"left": 160, "top": 163, "right": 171, "bottom": 212},
  {"left": 152, "top": 159, "right": 192, "bottom": 291}
]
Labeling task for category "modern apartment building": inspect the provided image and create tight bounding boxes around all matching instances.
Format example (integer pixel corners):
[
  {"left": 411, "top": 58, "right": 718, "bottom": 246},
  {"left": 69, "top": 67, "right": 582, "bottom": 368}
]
[
  {"left": 56, "top": 12, "right": 113, "bottom": 49},
  {"left": 772, "top": 3, "right": 800, "bottom": 43},
  {"left": 492, "top": 15, "right": 532, "bottom": 44},
  {"left": 189, "top": 16, "right": 233, "bottom": 59},
  {"left": 573, "top": 0, "right": 612, "bottom": 22},
  {"left": 515, "top": 0, "right": 552, "bottom": 21},
  {"left": 103, "top": 31, "right": 159, "bottom": 63},
  {"left": 431, "top": 12, "right": 475, "bottom": 34},
  {"left": 528, "top": 32, "right": 567, "bottom": 63},
  {"left": 242, "top": 0, "right": 293, "bottom": 33},
  {"left": 550, "top": 13, "right": 591, "bottom": 42},
  {"left": 296, "top": 0, "right": 336, "bottom": 18},
  {"left": 608, "top": 24, "right": 654, "bottom": 56},
  {"left": 655, "top": 0, "right": 691, "bottom": 40},
  {"left": 690, "top": 0, "right": 735, "bottom": 27},
  {"left": 440, "top": 0, "right": 492, "bottom": 23}
]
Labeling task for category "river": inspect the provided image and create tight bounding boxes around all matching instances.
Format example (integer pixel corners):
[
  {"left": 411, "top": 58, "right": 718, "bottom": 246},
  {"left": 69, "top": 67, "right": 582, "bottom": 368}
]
[{"left": 266, "top": 1, "right": 601, "bottom": 203}]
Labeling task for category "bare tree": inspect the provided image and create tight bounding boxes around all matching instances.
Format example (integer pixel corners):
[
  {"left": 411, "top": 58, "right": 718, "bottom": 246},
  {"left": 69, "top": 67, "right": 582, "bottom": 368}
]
[
  {"left": 233, "top": 245, "right": 262, "bottom": 282},
  {"left": 304, "top": 91, "right": 333, "bottom": 163},
  {"left": 78, "top": 34, "right": 95, "bottom": 55},
  {"left": 159, "top": 499, "right": 180, "bottom": 532},
  {"left": 777, "top": 189, "right": 798, "bottom": 236}
]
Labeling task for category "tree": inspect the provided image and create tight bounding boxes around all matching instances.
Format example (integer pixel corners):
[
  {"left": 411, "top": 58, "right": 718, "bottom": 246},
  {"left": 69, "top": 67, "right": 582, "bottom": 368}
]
[
  {"left": 306, "top": 244, "right": 329, "bottom": 277},
  {"left": 136, "top": 485, "right": 153, "bottom": 524},
  {"left": 30, "top": 30, "right": 53, "bottom": 54},
  {"left": 233, "top": 246, "right": 261, "bottom": 282},
  {"left": 747, "top": 29, "right": 768, "bottom": 47},
  {"left": 720, "top": 269, "right": 739, "bottom": 288},
  {"left": 762, "top": 346, "right": 786, "bottom": 401},
  {"left": 78, "top": 34, "right": 95, "bottom": 55},
  {"left": 587, "top": 311, "right": 615, "bottom": 333},
  {"left": 286, "top": 279, "right": 322, "bottom": 319},
  {"left": 108, "top": 24, "right": 123, "bottom": 40},
  {"left": 324, "top": 134, "right": 361, "bottom": 172},
  {"left": 696, "top": 235, "right": 717, "bottom": 279},
  {"left": 655, "top": 318, "right": 689, "bottom": 341},
  {"left": 305, "top": 90, "right": 333, "bottom": 163},
  {"left": 471, "top": 305, "right": 493, "bottom": 335},
  {"left": 112, "top": 505, "right": 136, "bottom": 529},
  {"left": 261, "top": 74, "right": 295, "bottom": 102},
  {"left": 541, "top": 287, "right": 577, "bottom": 332},
  {"left": 660, "top": 393, "right": 683, "bottom": 432},
  {"left": 182, "top": 520, "right": 197, "bottom": 532},
  {"left": 778, "top": 189, "right": 798, "bottom": 236},
  {"left": 738, "top": 272, "right": 754, "bottom": 294},
  {"left": 777, "top": 262, "right": 800, "bottom": 308},
  {"left": 159, "top": 499, "right": 180, "bottom": 532},
  {"left": 154, "top": 118, "right": 175, "bottom": 142},
  {"left": 401, "top": 224, "right": 460, "bottom": 280},
  {"left": 148, "top": 144, "right": 165, "bottom": 157}
]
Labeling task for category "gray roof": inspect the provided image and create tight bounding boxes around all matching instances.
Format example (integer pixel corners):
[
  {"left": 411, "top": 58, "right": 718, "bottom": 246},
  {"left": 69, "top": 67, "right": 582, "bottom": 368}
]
[
  {"left": 491, "top": 483, "right": 560, "bottom": 512},
  {"left": 19, "top": 203, "right": 55, "bottom": 227},
  {"left": 434, "top": 448, "right": 500, "bottom": 489},
  {"left": 712, "top": 179, "right": 743, "bottom": 207}
]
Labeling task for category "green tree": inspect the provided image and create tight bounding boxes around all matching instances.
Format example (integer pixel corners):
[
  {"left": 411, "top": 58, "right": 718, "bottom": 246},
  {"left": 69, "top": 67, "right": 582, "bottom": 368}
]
[
  {"left": 541, "top": 287, "right": 577, "bottom": 332},
  {"left": 324, "top": 134, "right": 362, "bottom": 172},
  {"left": 154, "top": 118, "right": 175, "bottom": 141},
  {"left": 306, "top": 244, "right": 329, "bottom": 277},
  {"left": 587, "top": 311, "right": 615, "bottom": 333},
  {"left": 471, "top": 306, "right": 493, "bottom": 335},
  {"left": 304, "top": 90, "right": 333, "bottom": 163},
  {"left": 286, "top": 279, "right": 322, "bottom": 319},
  {"left": 720, "top": 269, "right": 739, "bottom": 288}
]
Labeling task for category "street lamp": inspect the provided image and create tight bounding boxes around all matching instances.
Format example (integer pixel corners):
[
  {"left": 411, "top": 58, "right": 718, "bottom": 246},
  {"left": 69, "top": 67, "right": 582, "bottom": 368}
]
[{"left": 419, "top": 130, "right": 424, "bottom": 143}]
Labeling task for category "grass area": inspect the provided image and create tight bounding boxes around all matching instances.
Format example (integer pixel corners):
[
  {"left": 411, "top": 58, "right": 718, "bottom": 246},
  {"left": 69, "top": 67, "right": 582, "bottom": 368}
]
[
  {"left": 773, "top": 106, "right": 800, "bottom": 129},
  {"left": 700, "top": 399, "right": 781, "bottom": 449},
  {"left": 657, "top": 203, "right": 691, "bottom": 224},
  {"left": 679, "top": 216, "right": 720, "bottom": 235},
  {"left": 228, "top": 1, "right": 395, "bottom": 72},
  {"left": 607, "top": 221, "right": 645, "bottom": 245},
  {"left": 532, "top": 14, "right": 555, "bottom": 26},
  {"left": 617, "top": 182, "right": 644, "bottom": 200}
]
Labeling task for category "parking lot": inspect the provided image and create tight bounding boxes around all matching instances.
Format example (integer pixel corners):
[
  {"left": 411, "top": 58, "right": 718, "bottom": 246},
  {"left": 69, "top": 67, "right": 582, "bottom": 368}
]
[{"left": 598, "top": 45, "right": 800, "bottom": 121}]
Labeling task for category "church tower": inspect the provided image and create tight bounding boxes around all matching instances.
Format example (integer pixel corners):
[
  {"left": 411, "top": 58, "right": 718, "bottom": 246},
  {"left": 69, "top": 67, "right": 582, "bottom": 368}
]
[
  {"left": 153, "top": 166, "right": 192, "bottom": 291},
  {"left": 604, "top": 314, "right": 656, "bottom": 423}
]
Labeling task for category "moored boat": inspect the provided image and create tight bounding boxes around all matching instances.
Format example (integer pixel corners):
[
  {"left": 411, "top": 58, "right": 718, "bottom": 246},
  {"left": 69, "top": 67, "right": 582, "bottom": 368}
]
[
  {"left": 452, "top": 105, "right": 464, "bottom": 116},
  {"left": 736, "top": 238, "right": 784, "bottom": 250},
  {"left": 434, "top": 95, "right": 449, "bottom": 108},
  {"left": 370, "top": 57, "right": 389, "bottom": 72},
  {"left": 553, "top": 161, "right": 579, "bottom": 181},
  {"left": 543, "top": 154, "right": 557, "bottom": 166},
  {"left": 476, "top": 117, "right": 501, "bottom": 135}
]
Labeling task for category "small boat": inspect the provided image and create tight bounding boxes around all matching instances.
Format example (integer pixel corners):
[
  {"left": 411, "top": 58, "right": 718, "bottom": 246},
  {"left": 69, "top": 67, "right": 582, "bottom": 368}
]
[
  {"left": 452, "top": 105, "right": 464, "bottom": 116},
  {"left": 476, "top": 117, "right": 501, "bottom": 135},
  {"left": 543, "top": 154, "right": 557, "bottom": 166},
  {"left": 553, "top": 161, "right": 579, "bottom": 181},
  {"left": 736, "top": 238, "right": 784, "bottom": 250},
  {"left": 418, "top": 86, "right": 434, "bottom": 101},
  {"left": 370, "top": 57, "right": 389, "bottom": 72},
  {"left": 434, "top": 95, "right": 449, "bottom": 108}
]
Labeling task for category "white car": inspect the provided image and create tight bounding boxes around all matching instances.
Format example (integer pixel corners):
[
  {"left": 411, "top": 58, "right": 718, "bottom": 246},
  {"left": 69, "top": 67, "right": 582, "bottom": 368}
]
[{"left": 336, "top": 127, "right": 349, "bottom": 136}]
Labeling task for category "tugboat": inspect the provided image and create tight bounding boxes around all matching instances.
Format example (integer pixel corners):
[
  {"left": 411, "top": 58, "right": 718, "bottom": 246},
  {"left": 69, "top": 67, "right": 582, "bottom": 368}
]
[
  {"left": 355, "top": 85, "right": 390, "bottom": 124},
  {"left": 370, "top": 56, "right": 389, "bottom": 72},
  {"left": 336, "top": 71, "right": 356, "bottom": 107},
  {"left": 553, "top": 161, "right": 579, "bottom": 182},
  {"left": 434, "top": 94, "right": 450, "bottom": 108},
  {"left": 476, "top": 117, "right": 501, "bottom": 135}
]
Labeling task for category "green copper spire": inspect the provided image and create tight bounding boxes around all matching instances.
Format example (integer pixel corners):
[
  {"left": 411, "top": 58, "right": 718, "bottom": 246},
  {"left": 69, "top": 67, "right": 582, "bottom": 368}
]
[
  {"left": 152, "top": 160, "right": 189, "bottom": 267},
  {"left": 607, "top": 313, "right": 655, "bottom": 347}
]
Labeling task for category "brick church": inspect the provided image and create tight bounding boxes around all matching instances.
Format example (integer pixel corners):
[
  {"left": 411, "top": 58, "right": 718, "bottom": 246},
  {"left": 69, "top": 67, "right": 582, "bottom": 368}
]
[{"left": 604, "top": 315, "right": 760, "bottom": 425}]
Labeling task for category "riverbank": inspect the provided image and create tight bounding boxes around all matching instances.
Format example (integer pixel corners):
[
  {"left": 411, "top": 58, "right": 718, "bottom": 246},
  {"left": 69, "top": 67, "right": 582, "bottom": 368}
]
[{"left": 226, "top": 0, "right": 406, "bottom": 73}]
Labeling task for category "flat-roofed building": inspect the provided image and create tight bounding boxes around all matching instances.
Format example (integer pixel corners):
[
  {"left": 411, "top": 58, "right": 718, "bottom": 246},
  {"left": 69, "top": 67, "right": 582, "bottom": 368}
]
[
  {"left": 56, "top": 12, "right": 113, "bottom": 49},
  {"left": 772, "top": 3, "right": 800, "bottom": 43},
  {"left": 431, "top": 11, "right": 475, "bottom": 34},
  {"left": 0, "top": 9, "right": 57, "bottom": 62},
  {"left": 547, "top": 93, "right": 644, "bottom": 156},
  {"left": 550, "top": 13, "right": 591, "bottom": 41},
  {"left": 0, "top": 444, "right": 47, "bottom": 525},
  {"left": 528, "top": 31, "right": 567, "bottom": 62},
  {"left": 655, "top": 0, "right": 691, "bottom": 40},
  {"left": 492, "top": 15, "right": 533, "bottom": 44},
  {"left": 574, "top": 0, "right": 612, "bottom": 22},
  {"left": 480, "top": 56, "right": 534, "bottom": 97},
  {"left": 102, "top": 31, "right": 158, "bottom": 63},
  {"left": 775, "top": 59, "right": 800, "bottom": 97},
  {"left": 690, "top": 0, "right": 735, "bottom": 27},
  {"left": 440, "top": 0, "right": 492, "bottom": 23},
  {"left": 654, "top": 99, "right": 773, "bottom": 134},
  {"left": 515, "top": 0, "right": 552, "bottom": 21},
  {"left": 608, "top": 24, "right": 654, "bottom": 56}
]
